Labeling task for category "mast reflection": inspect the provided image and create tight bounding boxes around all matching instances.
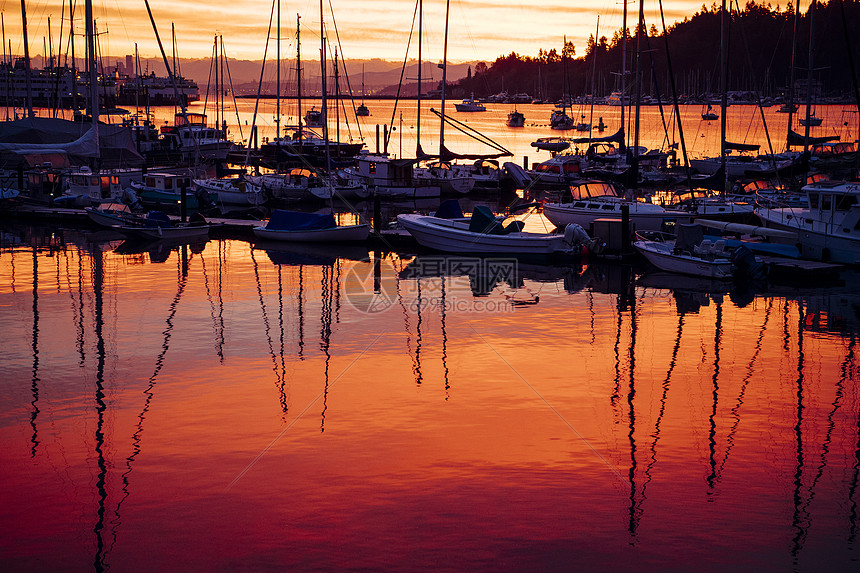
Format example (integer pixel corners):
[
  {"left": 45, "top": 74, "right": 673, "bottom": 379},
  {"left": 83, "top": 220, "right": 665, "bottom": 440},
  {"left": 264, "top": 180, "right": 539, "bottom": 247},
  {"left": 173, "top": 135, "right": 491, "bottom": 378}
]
[
  {"left": 250, "top": 248, "right": 289, "bottom": 419},
  {"left": 30, "top": 246, "right": 40, "bottom": 458},
  {"left": 114, "top": 249, "right": 190, "bottom": 557},
  {"left": 320, "top": 263, "right": 334, "bottom": 431},
  {"left": 92, "top": 244, "right": 108, "bottom": 573}
]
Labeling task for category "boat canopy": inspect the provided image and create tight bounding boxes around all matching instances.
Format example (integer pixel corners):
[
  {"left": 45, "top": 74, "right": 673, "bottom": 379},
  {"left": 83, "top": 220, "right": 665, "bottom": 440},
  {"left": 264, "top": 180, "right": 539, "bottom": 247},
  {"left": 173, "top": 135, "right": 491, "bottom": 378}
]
[
  {"left": 573, "top": 127, "right": 624, "bottom": 148},
  {"left": 569, "top": 180, "right": 620, "bottom": 200},
  {"left": 723, "top": 140, "right": 760, "bottom": 152},
  {"left": 787, "top": 129, "right": 840, "bottom": 147},
  {"left": 265, "top": 210, "right": 336, "bottom": 231}
]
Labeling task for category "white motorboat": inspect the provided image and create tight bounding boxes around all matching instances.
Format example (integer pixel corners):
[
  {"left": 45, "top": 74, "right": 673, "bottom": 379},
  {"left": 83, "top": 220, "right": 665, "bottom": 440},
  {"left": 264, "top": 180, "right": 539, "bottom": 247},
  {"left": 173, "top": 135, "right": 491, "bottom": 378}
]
[
  {"left": 454, "top": 96, "right": 486, "bottom": 112},
  {"left": 252, "top": 209, "right": 370, "bottom": 243},
  {"left": 543, "top": 180, "right": 692, "bottom": 232},
  {"left": 634, "top": 234, "right": 733, "bottom": 279},
  {"left": 193, "top": 176, "right": 264, "bottom": 206},
  {"left": 341, "top": 154, "right": 440, "bottom": 198},
  {"left": 755, "top": 180, "right": 860, "bottom": 264},
  {"left": 247, "top": 169, "right": 368, "bottom": 202},
  {"left": 397, "top": 205, "right": 590, "bottom": 256}
]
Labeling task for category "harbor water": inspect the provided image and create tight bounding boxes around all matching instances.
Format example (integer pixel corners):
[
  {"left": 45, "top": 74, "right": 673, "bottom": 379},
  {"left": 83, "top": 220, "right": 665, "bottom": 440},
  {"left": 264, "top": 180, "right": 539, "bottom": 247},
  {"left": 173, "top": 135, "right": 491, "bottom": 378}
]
[{"left": 1, "top": 223, "right": 859, "bottom": 571}]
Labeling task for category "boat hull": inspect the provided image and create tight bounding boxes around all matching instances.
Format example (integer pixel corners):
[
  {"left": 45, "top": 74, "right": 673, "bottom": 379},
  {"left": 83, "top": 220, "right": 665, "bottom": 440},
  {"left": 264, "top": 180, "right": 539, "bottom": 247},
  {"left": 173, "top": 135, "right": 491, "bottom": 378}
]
[
  {"left": 543, "top": 202, "right": 691, "bottom": 232},
  {"left": 756, "top": 206, "right": 860, "bottom": 264},
  {"left": 397, "top": 214, "right": 569, "bottom": 255},
  {"left": 634, "top": 240, "right": 733, "bottom": 279}
]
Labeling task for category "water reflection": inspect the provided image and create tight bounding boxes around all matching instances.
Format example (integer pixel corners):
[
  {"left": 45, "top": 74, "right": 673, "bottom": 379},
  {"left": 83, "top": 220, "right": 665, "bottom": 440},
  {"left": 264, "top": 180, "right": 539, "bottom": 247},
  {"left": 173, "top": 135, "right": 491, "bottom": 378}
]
[{"left": 3, "top": 226, "right": 860, "bottom": 570}]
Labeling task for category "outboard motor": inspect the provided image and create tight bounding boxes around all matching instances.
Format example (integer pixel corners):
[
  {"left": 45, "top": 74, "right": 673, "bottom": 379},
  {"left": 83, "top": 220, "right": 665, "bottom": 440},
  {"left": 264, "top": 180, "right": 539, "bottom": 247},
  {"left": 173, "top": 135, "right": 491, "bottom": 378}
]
[
  {"left": 730, "top": 245, "right": 766, "bottom": 283},
  {"left": 121, "top": 187, "right": 142, "bottom": 210},
  {"left": 563, "top": 223, "right": 604, "bottom": 255}
]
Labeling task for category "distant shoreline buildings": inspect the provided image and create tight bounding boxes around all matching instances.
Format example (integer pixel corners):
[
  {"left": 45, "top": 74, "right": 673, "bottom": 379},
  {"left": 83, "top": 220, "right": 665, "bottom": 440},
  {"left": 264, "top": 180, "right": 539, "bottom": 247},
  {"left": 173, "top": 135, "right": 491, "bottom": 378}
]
[{"left": 0, "top": 54, "right": 199, "bottom": 110}]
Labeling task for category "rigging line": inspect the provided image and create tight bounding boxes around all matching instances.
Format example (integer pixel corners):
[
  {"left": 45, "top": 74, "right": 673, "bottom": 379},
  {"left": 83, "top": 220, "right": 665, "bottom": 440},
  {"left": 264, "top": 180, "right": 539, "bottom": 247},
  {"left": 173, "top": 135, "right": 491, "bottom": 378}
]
[
  {"left": 225, "top": 330, "right": 387, "bottom": 492},
  {"left": 243, "top": 0, "right": 276, "bottom": 168},
  {"left": 429, "top": 108, "right": 511, "bottom": 155},
  {"left": 326, "top": 0, "right": 362, "bottom": 140},
  {"left": 385, "top": 0, "right": 421, "bottom": 151},
  {"left": 220, "top": 36, "right": 245, "bottom": 143},
  {"left": 467, "top": 322, "right": 627, "bottom": 485}
]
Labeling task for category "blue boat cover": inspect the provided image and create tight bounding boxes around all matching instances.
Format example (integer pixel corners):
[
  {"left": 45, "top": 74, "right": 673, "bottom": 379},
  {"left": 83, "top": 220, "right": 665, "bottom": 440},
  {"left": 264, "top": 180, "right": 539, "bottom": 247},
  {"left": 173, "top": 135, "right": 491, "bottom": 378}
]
[
  {"left": 266, "top": 209, "right": 337, "bottom": 231},
  {"left": 145, "top": 211, "right": 172, "bottom": 228},
  {"left": 468, "top": 205, "right": 522, "bottom": 235},
  {"left": 434, "top": 199, "right": 464, "bottom": 219}
]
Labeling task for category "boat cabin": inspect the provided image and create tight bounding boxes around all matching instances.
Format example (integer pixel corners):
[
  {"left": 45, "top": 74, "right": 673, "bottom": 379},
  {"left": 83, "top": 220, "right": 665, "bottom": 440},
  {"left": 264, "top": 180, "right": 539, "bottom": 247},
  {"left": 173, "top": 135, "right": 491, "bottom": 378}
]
[
  {"left": 138, "top": 173, "right": 193, "bottom": 192},
  {"left": 69, "top": 168, "right": 123, "bottom": 202}
]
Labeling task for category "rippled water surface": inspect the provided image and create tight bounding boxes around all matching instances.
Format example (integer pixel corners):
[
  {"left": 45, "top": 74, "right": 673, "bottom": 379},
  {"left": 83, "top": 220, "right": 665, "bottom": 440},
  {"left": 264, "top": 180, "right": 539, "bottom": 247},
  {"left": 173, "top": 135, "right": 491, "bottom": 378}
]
[{"left": 1, "top": 224, "right": 859, "bottom": 571}]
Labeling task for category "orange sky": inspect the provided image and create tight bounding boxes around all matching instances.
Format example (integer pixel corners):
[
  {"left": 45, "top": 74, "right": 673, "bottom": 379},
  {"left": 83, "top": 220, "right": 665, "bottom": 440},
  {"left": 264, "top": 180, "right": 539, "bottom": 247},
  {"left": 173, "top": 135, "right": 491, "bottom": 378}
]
[{"left": 6, "top": 0, "right": 703, "bottom": 63}]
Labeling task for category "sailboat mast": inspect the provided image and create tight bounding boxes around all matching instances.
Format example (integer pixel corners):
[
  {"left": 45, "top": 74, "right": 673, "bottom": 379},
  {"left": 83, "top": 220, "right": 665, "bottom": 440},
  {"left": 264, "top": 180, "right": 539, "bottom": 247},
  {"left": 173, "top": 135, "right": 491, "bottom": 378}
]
[
  {"left": 588, "top": 16, "right": 599, "bottom": 148},
  {"left": 296, "top": 14, "right": 302, "bottom": 138},
  {"left": 719, "top": 0, "right": 728, "bottom": 191},
  {"left": 439, "top": 0, "right": 450, "bottom": 157},
  {"left": 85, "top": 0, "right": 98, "bottom": 130},
  {"left": 803, "top": 0, "right": 817, "bottom": 153},
  {"left": 276, "top": 0, "right": 280, "bottom": 140},
  {"left": 320, "top": 0, "right": 331, "bottom": 179},
  {"left": 20, "top": 0, "right": 34, "bottom": 117},
  {"left": 786, "top": 0, "right": 799, "bottom": 149},
  {"left": 634, "top": 0, "right": 644, "bottom": 185},
  {"left": 417, "top": 0, "right": 422, "bottom": 154},
  {"left": 620, "top": 0, "right": 627, "bottom": 149}
]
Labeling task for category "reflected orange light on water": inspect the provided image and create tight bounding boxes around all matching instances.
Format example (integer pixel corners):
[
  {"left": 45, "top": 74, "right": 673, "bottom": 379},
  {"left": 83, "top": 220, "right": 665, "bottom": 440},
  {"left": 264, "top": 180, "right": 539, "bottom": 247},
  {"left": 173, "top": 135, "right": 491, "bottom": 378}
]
[{"left": 1, "top": 234, "right": 859, "bottom": 569}]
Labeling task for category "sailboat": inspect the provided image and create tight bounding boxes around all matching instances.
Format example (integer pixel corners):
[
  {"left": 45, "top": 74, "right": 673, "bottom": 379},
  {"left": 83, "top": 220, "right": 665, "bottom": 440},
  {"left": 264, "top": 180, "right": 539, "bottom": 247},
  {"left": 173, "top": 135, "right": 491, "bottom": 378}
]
[
  {"left": 701, "top": 104, "right": 718, "bottom": 121},
  {"left": 253, "top": 2, "right": 369, "bottom": 243},
  {"left": 356, "top": 65, "right": 370, "bottom": 117},
  {"left": 550, "top": 37, "right": 574, "bottom": 130}
]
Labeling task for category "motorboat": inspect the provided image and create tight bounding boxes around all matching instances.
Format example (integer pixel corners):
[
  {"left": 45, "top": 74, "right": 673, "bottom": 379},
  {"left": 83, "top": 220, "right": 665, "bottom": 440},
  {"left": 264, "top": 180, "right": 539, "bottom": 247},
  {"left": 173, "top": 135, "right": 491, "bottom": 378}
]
[
  {"left": 526, "top": 154, "right": 586, "bottom": 189},
  {"left": 114, "top": 211, "right": 212, "bottom": 241},
  {"left": 454, "top": 96, "right": 486, "bottom": 112},
  {"left": 160, "top": 112, "right": 234, "bottom": 161},
  {"left": 543, "top": 180, "right": 692, "bottom": 232},
  {"left": 550, "top": 109, "right": 574, "bottom": 130},
  {"left": 634, "top": 231, "right": 733, "bottom": 279},
  {"left": 247, "top": 169, "right": 368, "bottom": 202},
  {"left": 530, "top": 137, "right": 570, "bottom": 154},
  {"left": 252, "top": 209, "right": 370, "bottom": 242},
  {"left": 130, "top": 172, "right": 217, "bottom": 210},
  {"left": 397, "top": 202, "right": 593, "bottom": 257},
  {"left": 755, "top": 180, "right": 860, "bottom": 264},
  {"left": 341, "top": 154, "right": 441, "bottom": 198},
  {"left": 85, "top": 202, "right": 147, "bottom": 228},
  {"left": 506, "top": 109, "right": 525, "bottom": 127},
  {"left": 192, "top": 176, "right": 264, "bottom": 206},
  {"left": 304, "top": 107, "right": 323, "bottom": 126}
]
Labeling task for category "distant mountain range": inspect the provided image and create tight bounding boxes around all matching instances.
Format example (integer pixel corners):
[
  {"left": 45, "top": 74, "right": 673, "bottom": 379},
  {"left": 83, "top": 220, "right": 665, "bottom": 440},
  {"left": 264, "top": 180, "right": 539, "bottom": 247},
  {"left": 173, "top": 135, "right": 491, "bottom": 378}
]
[{"left": 25, "top": 55, "right": 475, "bottom": 98}]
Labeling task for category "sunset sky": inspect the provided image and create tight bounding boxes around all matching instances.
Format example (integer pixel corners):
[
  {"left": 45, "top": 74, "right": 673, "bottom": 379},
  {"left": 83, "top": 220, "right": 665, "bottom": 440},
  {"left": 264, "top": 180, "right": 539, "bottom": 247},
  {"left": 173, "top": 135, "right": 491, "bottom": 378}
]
[{"left": 6, "top": 0, "right": 705, "bottom": 63}]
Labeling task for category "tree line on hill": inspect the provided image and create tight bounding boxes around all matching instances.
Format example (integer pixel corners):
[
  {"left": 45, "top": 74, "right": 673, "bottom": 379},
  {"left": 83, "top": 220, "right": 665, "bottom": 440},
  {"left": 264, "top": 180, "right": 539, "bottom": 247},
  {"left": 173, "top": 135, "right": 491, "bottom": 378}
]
[{"left": 449, "top": 0, "right": 860, "bottom": 103}]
